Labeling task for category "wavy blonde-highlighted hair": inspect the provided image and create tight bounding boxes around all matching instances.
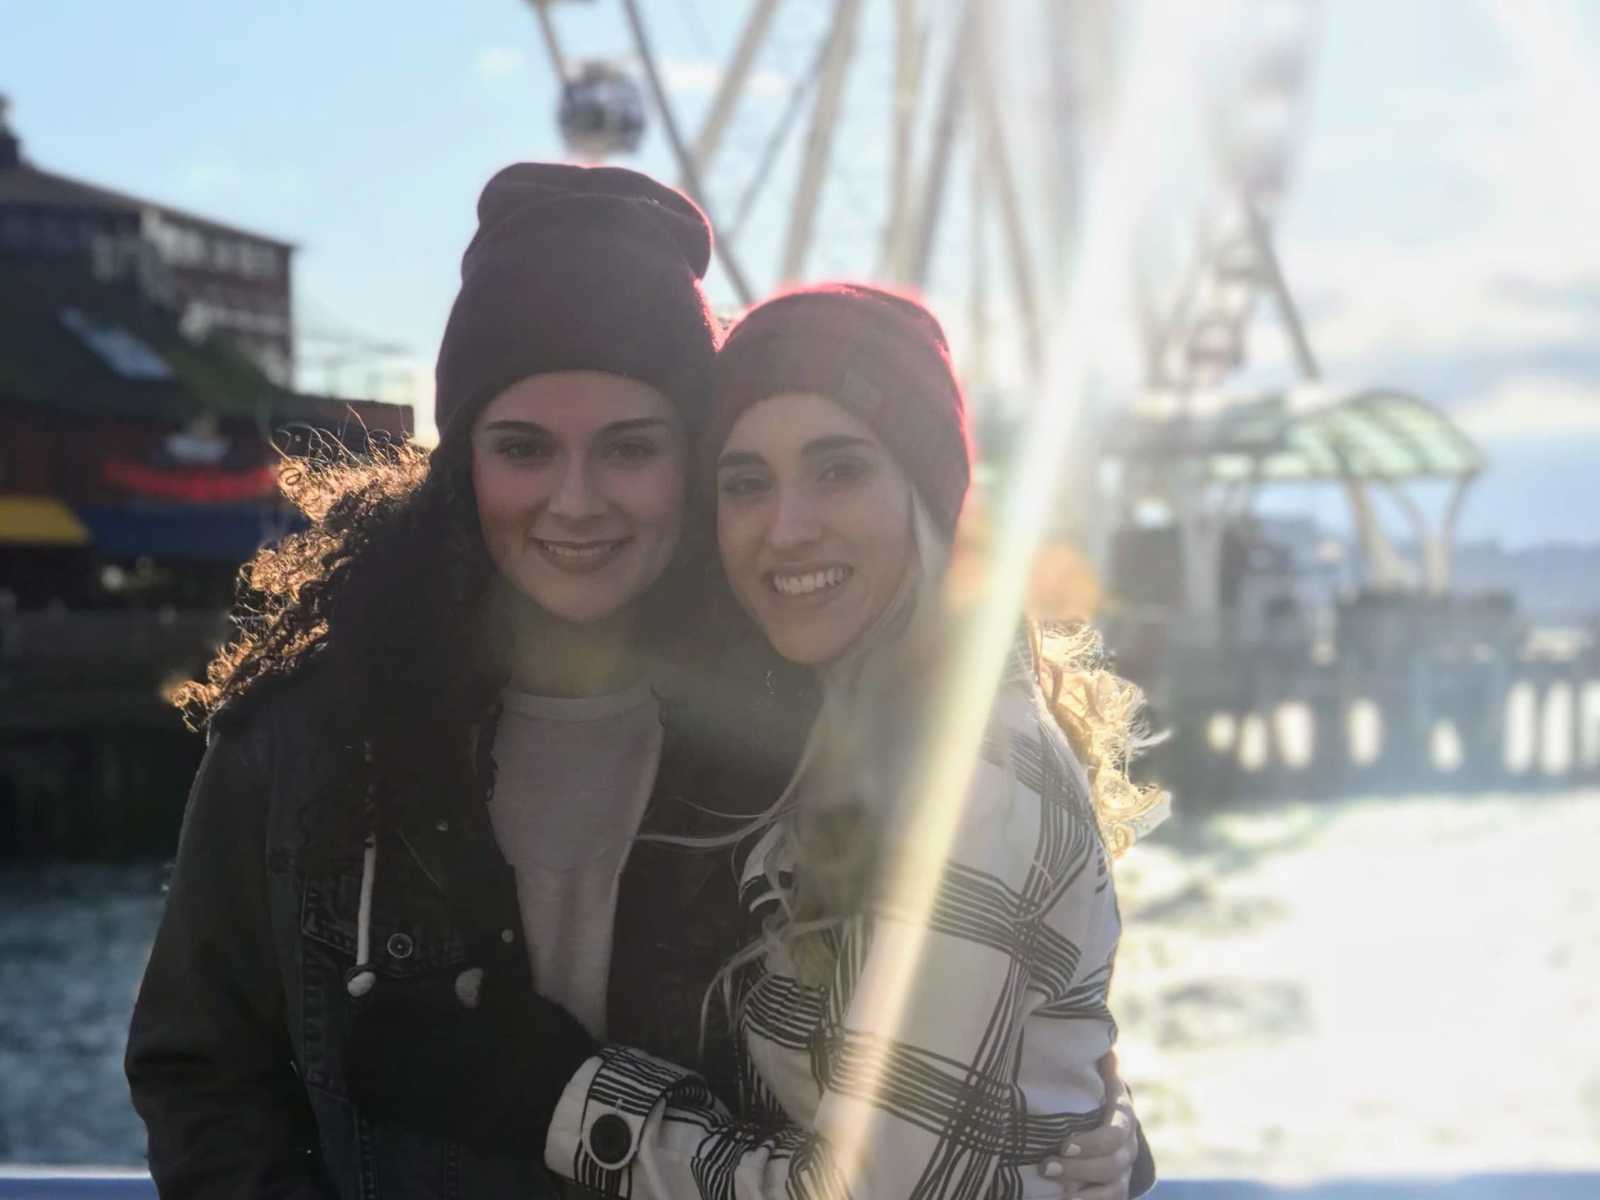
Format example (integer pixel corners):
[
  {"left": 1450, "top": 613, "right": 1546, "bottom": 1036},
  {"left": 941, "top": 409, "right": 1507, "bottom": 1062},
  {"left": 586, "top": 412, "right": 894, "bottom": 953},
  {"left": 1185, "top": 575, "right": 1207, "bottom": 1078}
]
[{"left": 682, "top": 493, "right": 1166, "bottom": 1046}]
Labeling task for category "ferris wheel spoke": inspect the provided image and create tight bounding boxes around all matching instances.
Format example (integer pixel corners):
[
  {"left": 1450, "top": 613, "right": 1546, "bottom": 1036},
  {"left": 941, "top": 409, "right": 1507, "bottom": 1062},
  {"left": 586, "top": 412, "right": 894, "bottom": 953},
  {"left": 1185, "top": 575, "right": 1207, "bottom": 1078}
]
[
  {"left": 690, "top": 0, "right": 785, "bottom": 178},
  {"left": 905, "top": 0, "right": 975, "bottom": 287},
  {"left": 723, "top": 35, "right": 829, "bottom": 250},
  {"left": 881, "top": 0, "right": 927, "bottom": 278},
  {"left": 971, "top": 0, "right": 1043, "bottom": 370},
  {"left": 527, "top": 0, "right": 572, "bottom": 82},
  {"left": 968, "top": 152, "right": 990, "bottom": 386},
  {"left": 619, "top": 0, "right": 755, "bottom": 302},
  {"left": 780, "top": 0, "right": 865, "bottom": 281}
]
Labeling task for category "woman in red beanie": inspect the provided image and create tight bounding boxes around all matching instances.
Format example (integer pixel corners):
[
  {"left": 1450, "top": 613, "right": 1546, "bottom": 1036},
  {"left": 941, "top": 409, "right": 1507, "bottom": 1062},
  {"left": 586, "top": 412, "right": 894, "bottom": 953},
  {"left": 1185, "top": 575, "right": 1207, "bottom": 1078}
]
[{"left": 538, "top": 284, "right": 1158, "bottom": 1198}]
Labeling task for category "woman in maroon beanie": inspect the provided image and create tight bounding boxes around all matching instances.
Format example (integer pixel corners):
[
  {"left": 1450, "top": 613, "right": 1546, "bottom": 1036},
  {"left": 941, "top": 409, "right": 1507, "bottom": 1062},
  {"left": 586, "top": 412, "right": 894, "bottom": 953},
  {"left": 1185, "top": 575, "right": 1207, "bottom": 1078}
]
[{"left": 536, "top": 284, "right": 1158, "bottom": 1198}]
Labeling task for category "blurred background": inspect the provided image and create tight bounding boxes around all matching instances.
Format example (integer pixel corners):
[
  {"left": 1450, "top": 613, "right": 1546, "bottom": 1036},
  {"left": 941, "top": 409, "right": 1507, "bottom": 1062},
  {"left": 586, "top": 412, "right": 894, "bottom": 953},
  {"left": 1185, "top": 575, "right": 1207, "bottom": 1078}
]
[{"left": 1, "top": 0, "right": 1596, "bottom": 1190}]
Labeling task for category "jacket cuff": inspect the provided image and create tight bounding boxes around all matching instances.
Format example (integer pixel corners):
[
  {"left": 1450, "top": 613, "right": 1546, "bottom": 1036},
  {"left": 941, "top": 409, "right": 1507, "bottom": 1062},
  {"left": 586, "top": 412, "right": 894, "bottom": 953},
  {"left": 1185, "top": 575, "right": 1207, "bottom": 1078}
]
[
  {"left": 544, "top": 1044, "right": 702, "bottom": 1184},
  {"left": 1129, "top": 1117, "right": 1157, "bottom": 1198}
]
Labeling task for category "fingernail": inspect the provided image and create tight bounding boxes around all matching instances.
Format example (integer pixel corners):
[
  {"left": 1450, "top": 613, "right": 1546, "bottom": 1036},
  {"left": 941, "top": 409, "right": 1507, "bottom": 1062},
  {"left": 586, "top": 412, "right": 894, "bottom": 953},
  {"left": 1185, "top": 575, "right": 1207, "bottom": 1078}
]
[
  {"left": 1043, "top": 1161, "right": 1063, "bottom": 1179},
  {"left": 1065, "top": 1141, "right": 1083, "bottom": 1157}
]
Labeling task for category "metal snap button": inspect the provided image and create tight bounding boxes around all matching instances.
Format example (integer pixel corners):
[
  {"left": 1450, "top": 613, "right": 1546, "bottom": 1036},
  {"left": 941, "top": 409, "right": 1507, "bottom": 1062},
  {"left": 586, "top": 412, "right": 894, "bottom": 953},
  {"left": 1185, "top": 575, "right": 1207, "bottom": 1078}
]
[
  {"left": 386, "top": 932, "right": 414, "bottom": 960},
  {"left": 500, "top": 928, "right": 516, "bottom": 944},
  {"left": 435, "top": 819, "right": 450, "bottom": 832},
  {"left": 589, "top": 1112, "right": 633, "bottom": 1166}
]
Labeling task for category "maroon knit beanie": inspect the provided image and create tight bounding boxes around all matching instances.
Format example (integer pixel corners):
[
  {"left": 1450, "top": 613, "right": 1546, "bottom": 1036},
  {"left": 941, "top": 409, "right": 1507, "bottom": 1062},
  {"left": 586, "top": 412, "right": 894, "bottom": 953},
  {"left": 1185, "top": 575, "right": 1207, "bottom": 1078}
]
[
  {"left": 707, "top": 283, "right": 972, "bottom": 537},
  {"left": 434, "top": 162, "right": 719, "bottom": 441}
]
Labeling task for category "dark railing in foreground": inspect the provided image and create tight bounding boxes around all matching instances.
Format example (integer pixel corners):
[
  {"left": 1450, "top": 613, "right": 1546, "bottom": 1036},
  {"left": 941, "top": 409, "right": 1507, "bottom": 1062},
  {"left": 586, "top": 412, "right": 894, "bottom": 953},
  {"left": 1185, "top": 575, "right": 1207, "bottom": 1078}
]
[{"left": 4, "top": 1169, "right": 1599, "bottom": 1198}]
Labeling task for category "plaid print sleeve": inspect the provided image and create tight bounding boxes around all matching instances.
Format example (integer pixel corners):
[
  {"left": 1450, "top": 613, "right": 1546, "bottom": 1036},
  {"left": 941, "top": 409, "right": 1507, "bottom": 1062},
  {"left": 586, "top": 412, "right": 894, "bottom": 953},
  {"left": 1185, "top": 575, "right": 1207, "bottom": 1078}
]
[{"left": 544, "top": 682, "right": 1122, "bottom": 1199}]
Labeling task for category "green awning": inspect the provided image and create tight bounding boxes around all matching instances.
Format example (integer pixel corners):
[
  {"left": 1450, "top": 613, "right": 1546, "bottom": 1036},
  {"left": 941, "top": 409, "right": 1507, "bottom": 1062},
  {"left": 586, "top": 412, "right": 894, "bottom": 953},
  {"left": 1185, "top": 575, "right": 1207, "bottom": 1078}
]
[
  {"left": 1207, "top": 390, "right": 1484, "bottom": 482},
  {"left": 1112, "top": 389, "right": 1482, "bottom": 483}
]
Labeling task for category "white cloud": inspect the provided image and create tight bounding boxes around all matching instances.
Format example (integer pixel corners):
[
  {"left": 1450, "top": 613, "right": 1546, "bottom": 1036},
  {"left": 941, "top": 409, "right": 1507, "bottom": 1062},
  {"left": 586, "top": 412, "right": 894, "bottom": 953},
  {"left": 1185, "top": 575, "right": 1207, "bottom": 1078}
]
[
  {"left": 661, "top": 57, "right": 719, "bottom": 95},
  {"left": 1243, "top": 1, "right": 1600, "bottom": 387},
  {"left": 660, "top": 56, "right": 788, "bottom": 100},
  {"left": 1455, "top": 374, "right": 1600, "bottom": 440},
  {"left": 1283, "top": 240, "right": 1600, "bottom": 369},
  {"left": 475, "top": 46, "right": 527, "bottom": 80}
]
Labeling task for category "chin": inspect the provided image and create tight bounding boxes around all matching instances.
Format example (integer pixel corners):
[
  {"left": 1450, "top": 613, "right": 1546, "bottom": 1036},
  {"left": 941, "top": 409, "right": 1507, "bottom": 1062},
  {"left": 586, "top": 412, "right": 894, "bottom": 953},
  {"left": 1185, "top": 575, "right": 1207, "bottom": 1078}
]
[
  {"left": 508, "top": 577, "right": 629, "bottom": 627},
  {"left": 765, "top": 625, "right": 853, "bottom": 668}
]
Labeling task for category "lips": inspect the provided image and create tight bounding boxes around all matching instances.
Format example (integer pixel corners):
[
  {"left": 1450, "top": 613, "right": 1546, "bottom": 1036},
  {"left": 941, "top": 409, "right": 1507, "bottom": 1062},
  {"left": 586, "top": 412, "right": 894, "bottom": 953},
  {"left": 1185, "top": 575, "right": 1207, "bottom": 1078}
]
[
  {"left": 767, "top": 564, "right": 853, "bottom": 598},
  {"left": 531, "top": 536, "right": 631, "bottom": 571}
]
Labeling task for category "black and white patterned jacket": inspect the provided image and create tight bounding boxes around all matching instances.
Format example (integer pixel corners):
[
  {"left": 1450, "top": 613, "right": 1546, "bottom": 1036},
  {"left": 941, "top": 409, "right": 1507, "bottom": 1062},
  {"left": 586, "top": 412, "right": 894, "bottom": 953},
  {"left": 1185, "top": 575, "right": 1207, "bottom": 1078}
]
[{"left": 544, "top": 652, "right": 1149, "bottom": 1199}]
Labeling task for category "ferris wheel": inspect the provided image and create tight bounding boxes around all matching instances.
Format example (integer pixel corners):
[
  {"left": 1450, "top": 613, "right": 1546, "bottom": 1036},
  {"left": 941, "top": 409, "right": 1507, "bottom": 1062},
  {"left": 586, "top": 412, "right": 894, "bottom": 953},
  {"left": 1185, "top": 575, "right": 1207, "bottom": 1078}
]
[
  {"left": 526, "top": 0, "right": 1322, "bottom": 409},
  {"left": 525, "top": 0, "right": 1123, "bottom": 402}
]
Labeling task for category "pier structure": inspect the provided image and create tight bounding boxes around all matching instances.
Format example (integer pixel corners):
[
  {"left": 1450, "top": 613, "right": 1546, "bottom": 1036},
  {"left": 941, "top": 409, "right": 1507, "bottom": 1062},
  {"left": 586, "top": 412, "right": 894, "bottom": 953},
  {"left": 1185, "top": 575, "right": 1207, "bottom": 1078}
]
[
  {"left": 1100, "top": 390, "right": 1597, "bottom": 800},
  {"left": 0, "top": 105, "right": 412, "bottom": 857}
]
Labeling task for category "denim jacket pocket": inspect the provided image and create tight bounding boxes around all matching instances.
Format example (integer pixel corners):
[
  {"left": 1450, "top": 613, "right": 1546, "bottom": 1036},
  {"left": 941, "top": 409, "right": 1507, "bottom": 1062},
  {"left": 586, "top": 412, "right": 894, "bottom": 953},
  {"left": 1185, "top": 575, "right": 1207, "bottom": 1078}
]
[
  {"left": 301, "top": 863, "right": 471, "bottom": 978},
  {"left": 298, "top": 855, "right": 473, "bottom": 1097}
]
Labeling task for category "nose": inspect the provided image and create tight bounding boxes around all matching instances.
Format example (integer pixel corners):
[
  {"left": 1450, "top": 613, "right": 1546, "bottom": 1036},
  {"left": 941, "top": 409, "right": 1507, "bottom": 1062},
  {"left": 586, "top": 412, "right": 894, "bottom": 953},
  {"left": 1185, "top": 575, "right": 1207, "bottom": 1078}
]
[
  {"left": 547, "top": 457, "right": 605, "bottom": 521},
  {"left": 767, "top": 487, "right": 821, "bottom": 553}
]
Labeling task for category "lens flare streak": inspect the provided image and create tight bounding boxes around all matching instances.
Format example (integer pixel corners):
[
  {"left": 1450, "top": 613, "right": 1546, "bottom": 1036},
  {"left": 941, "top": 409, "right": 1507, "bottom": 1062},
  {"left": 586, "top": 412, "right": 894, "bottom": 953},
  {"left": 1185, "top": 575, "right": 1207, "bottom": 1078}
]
[{"left": 825, "top": 2, "right": 1213, "bottom": 1188}]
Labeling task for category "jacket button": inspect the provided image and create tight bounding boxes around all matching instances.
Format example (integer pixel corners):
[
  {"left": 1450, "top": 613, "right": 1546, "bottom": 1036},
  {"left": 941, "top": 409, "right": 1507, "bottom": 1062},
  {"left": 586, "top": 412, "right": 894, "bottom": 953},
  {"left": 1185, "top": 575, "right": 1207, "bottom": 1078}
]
[
  {"left": 386, "top": 932, "right": 414, "bottom": 960},
  {"left": 589, "top": 1112, "right": 632, "bottom": 1167}
]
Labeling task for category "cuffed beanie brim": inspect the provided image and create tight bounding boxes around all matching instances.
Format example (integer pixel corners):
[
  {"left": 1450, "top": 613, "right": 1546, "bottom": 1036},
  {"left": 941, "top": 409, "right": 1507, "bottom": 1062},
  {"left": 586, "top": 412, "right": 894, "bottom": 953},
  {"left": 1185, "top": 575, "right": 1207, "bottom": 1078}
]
[
  {"left": 434, "top": 163, "right": 719, "bottom": 440},
  {"left": 708, "top": 284, "right": 972, "bottom": 538}
]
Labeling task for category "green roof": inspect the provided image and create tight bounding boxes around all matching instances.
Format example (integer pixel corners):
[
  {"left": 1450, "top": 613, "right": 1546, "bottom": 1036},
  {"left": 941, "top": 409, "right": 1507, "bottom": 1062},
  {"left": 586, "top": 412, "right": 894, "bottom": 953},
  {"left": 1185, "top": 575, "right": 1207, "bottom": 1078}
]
[
  {"left": 1208, "top": 390, "right": 1484, "bottom": 482},
  {"left": 1115, "top": 389, "right": 1484, "bottom": 484}
]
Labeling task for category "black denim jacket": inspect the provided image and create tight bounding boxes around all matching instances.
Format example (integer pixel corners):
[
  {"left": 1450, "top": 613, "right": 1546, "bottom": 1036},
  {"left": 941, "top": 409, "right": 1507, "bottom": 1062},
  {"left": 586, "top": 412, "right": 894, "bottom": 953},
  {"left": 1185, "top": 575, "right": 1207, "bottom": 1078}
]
[{"left": 126, "top": 667, "right": 793, "bottom": 1200}]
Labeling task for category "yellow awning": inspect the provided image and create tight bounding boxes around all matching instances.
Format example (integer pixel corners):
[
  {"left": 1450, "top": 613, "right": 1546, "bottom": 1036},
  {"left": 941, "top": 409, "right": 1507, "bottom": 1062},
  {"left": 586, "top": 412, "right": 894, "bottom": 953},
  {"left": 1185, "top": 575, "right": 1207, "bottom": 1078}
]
[{"left": 0, "top": 495, "right": 93, "bottom": 546}]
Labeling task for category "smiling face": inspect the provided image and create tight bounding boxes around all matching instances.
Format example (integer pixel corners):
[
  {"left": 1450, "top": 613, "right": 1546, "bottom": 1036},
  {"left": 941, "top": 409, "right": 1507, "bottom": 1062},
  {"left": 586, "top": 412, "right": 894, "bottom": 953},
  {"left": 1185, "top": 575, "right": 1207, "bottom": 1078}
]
[
  {"left": 716, "top": 391, "right": 917, "bottom": 666},
  {"left": 470, "top": 371, "right": 686, "bottom": 627}
]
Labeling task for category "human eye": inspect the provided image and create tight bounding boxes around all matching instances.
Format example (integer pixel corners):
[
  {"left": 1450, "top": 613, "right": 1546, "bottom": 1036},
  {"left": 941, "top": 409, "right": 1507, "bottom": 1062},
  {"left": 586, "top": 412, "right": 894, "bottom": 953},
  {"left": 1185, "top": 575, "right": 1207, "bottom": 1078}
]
[
  {"left": 817, "top": 454, "right": 872, "bottom": 487},
  {"left": 496, "top": 435, "right": 554, "bottom": 464},
  {"left": 718, "top": 471, "right": 770, "bottom": 501}
]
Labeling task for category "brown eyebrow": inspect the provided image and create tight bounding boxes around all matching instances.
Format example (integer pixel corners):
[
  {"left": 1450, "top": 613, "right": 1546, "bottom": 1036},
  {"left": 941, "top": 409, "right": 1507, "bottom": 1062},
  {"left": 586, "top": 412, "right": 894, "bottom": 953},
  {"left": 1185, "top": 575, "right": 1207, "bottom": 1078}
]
[
  {"left": 479, "top": 417, "right": 674, "bottom": 437},
  {"left": 716, "top": 449, "right": 765, "bottom": 470},
  {"left": 717, "top": 434, "right": 874, "bottom": 471},
  {"left": 801, "top": 434, "right": 873, "bottom": 458}
]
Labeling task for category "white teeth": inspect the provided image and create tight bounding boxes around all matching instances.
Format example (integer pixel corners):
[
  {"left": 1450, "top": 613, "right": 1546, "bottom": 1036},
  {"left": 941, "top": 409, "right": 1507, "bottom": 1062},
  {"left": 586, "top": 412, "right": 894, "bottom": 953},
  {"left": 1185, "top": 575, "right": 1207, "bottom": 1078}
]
[
  {"left": 539, "top": 540, "right": 618, "bottom": 560},
  {"left": 771, "top": 566, "right": 851, "bottom": 596}
]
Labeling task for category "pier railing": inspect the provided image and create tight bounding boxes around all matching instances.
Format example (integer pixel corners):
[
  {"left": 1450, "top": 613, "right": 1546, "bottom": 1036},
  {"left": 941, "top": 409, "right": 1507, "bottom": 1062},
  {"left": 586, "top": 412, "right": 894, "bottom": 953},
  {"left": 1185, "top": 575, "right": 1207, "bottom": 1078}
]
[
  {"left": 1109, "top": 593, "right": 1600, "bottom": 803},
  {"left": 5, "top": 1168, "right": 1597, "bottom": 1198}
]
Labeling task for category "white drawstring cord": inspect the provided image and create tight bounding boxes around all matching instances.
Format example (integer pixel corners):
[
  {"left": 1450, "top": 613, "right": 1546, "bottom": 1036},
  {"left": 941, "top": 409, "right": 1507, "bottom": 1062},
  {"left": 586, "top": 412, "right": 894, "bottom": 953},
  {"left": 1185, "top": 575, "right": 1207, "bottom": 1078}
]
[{"left": 346, "top": 834, "right": 379, "bottom": 998}]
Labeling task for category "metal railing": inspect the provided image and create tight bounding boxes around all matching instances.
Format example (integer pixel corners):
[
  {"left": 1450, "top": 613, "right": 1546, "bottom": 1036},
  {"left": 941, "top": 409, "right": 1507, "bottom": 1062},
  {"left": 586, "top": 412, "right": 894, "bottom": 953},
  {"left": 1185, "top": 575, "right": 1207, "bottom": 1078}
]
[{"left": 4, "top": 1169, "right": 1599, "bottom": 1198}]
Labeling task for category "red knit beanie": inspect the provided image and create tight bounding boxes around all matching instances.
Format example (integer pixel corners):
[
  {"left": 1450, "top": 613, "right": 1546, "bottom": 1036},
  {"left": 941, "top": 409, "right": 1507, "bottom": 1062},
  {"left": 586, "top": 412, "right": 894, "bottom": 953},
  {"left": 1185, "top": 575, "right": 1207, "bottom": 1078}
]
[
  {"left": 434, "top": 162, "right": 719, "bottom": 441},
  {"left": 707, "top": 283, "right": 973, "bottom": 537}
]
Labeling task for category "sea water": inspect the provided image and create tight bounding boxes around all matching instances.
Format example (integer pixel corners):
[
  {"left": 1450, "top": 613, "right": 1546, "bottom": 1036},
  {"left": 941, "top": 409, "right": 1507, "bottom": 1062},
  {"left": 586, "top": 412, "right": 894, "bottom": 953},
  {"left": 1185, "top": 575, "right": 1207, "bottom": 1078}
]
[{"left": 1, "top": 792, "right": 1596, "bottom": 1178}]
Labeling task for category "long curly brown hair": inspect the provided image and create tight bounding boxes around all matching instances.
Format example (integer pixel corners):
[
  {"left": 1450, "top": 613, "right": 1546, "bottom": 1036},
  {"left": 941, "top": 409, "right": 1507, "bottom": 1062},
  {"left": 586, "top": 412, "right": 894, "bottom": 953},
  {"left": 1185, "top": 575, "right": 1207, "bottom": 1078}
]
[
  {"left": 173, "top": 431, "right": 503, "bottom": 838},
  {"left": 178, "top": 421, "right": 735, "bottom": 851}
]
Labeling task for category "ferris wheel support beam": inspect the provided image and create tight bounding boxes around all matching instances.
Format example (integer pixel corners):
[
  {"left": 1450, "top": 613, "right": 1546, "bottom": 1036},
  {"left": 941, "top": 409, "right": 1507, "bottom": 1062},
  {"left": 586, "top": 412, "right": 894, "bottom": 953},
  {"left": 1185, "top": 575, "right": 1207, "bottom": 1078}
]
[
  {"left": 968, "top": 152, "right": 990, "bottom": 391},
  {"left": 780, "top": 0, "right": 864, "bottom": 281},
  {"left": 908, "top": 0, "right": 975, "bottom": 288},
  {"left": 1242, "top": 195, "right": 1319, "bottom": 381},
  {"left": 881, "top": 0, "right": 925, "bottom": 279},
  {"left": 1043, "top": 0, "right": 1084, "bottom": 274},
  {"left": 1146, "top": 228, "right": 1211, "bottom": 392},
  {"left": 527, "top": 0, "right": 571, "bottom": 82},
  {"left": 972, "top": 2, "right": 1043, "bottom": 372},
  {"left": 619, "top": 0, "right": 755, "bottom": 303},
  {"left": 690, "top": 0, "right": 784, "bottom": 176}
]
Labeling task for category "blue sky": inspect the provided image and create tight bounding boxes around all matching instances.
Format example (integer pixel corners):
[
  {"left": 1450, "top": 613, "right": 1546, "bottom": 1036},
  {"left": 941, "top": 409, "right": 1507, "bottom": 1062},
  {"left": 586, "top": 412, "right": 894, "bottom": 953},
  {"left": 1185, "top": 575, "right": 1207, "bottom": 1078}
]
[{"left": 4, "top": 0, "right": 1597, "bottom": 547}]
